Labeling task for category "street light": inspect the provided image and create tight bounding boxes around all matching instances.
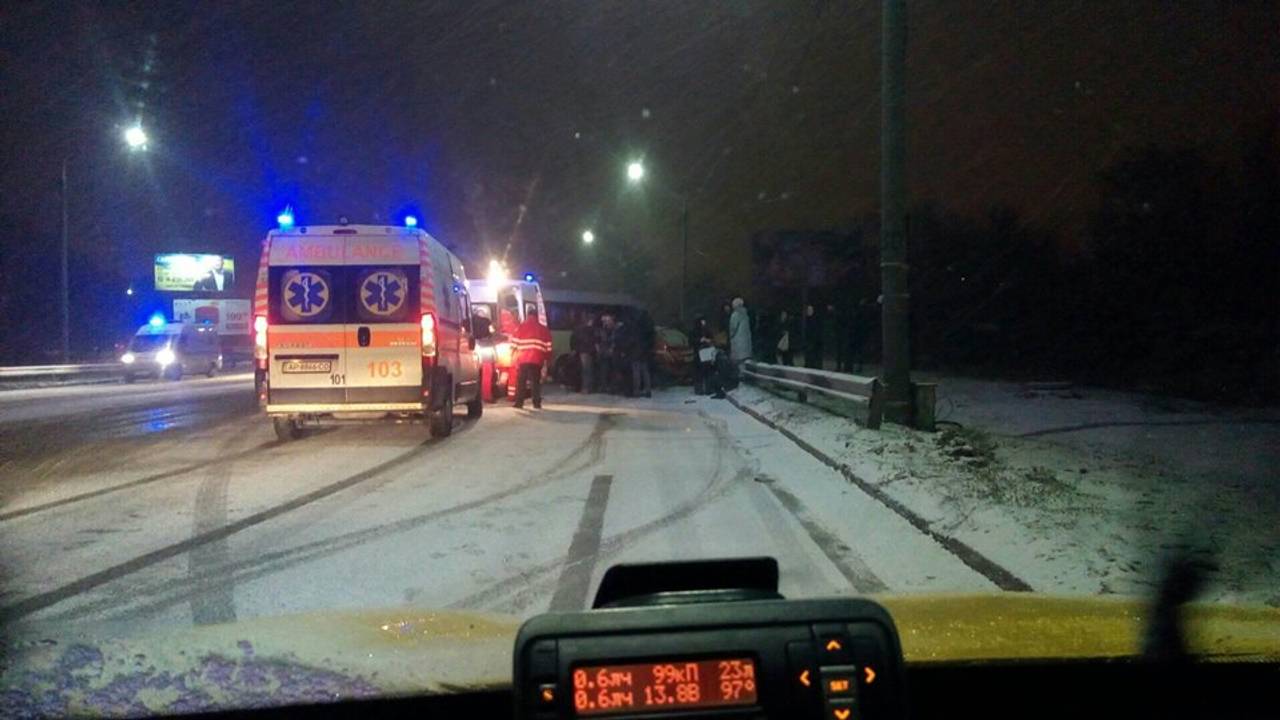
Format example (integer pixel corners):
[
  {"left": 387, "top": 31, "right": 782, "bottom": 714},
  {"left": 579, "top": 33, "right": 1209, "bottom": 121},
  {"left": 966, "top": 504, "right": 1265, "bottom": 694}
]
[
  {"left": 59, "top": 124, "right": 150, "bottom": 361},
  {"left": 623, "top": 160, "right": 688, "bottom": 323},
  {"left": 123, "top": 124, "right": 148, "bottom": 150},
  {"left": 581, "top": 229, "right": 595, "bottom": 244}
]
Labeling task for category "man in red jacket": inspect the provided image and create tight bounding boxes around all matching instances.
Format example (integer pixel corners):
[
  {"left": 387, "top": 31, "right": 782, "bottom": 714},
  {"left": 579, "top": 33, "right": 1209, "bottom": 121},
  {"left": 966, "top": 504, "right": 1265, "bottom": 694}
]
[{"left": 511, "top": 307, "right": 553, "bottom": 409}]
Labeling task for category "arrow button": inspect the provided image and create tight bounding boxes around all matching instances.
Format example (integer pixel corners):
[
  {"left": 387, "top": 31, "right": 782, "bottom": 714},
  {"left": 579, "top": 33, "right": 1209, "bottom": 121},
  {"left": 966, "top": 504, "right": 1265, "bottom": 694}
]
[
  {"left": 864, "top": 666, "right": 876, "bottom": 685},
  {"left": 827, "top": 698, "right": 856, "bottom": 720}
]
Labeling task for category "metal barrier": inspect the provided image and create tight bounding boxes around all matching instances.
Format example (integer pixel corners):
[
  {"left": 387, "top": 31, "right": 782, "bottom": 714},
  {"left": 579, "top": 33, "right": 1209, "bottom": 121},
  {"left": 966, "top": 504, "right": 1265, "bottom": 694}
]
[
  {"left": 741, "top": 361, "right": 884, "bottom": 430},
  {"left": 0, "top": 363, "right": 121, "bottom": 381}
]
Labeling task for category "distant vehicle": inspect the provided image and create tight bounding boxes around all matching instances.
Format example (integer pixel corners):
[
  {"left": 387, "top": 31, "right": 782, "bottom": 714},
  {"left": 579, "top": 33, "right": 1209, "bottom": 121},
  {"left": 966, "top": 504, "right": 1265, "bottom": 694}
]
[
  {"left": 466, "top": 277, "right": 545, "bottom": 401},
  {"left": 121, "top": 320, "right": 222, "bottom": 382},
  {"left": 654, "top": 325, "right": 694, "bottom": 382},
  {"left": 253, "top": 223, "right": 484, "bottom": 441},
  {"left": 540, "top": 288, "right": 641, "bottom": 382}
]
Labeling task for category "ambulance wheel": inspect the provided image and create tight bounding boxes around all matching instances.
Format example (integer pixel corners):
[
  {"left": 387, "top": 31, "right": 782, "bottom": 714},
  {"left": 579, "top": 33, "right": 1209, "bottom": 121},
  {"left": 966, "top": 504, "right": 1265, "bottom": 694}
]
[
  {"left": 273, "top": 417, "right": 303, "bottom": 442},
  {"left": 429, "top": 386, "right": 454, "bottom": 438},
  {"left": 466, "top": 392, "right": 483, "bottom": 420}
]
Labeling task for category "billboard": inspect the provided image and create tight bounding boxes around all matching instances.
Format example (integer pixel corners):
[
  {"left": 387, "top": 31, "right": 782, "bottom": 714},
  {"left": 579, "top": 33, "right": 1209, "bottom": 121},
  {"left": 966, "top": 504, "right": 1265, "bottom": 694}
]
[
  {"left": 154, "top": 253, "right": 236, "bottom": 292},
  {"left": 172, "top": 299, "right": 252, "bottom": 335}
]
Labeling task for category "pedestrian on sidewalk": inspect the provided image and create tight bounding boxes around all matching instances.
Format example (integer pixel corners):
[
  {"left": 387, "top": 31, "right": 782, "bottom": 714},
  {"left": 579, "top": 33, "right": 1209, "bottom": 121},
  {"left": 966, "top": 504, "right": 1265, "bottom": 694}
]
[
  {"left": 728, "top": 297, "right": 753, "bottom": 373},
  {"left": 692, "top": 315, "right": 726, "bottom": 398},
  {"left": 803, "top": 303, "right": 824, "bottom": 369},
  {"left": 690, "top": 316, "right": 713, "bottom": 394},
  {"left": 511, "top": 307, "right": 553, "bottom": 410},
  {"left": 775, "top": 309, "right": 795, "bottom": 366}
]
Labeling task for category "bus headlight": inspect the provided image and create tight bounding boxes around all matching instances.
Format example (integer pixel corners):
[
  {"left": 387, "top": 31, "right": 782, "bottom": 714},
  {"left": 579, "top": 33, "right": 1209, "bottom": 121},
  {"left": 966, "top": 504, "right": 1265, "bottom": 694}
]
[{"left": 156, "top": 348, "right": 176, "bottom": 366}]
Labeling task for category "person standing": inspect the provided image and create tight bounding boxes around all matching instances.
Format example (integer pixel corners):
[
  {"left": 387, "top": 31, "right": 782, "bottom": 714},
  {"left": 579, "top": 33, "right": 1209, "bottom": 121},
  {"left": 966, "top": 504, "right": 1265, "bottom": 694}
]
[
  {"left": 511, "top": 307, "right": 553, "bottom": 409},
  {"left": 728, "top": 297, "right": 753, "bottom": 377},
  {"left": 571, "top": 314, "right": 598, "bottom": 393},
  {"left": 775, "top": 309, "right": 795, "bottom": 366},
  {"left": 691, "top": 315, "right": 725, "bottom": 398},
  {"left": 803, "top": 303, "right": 824, "bottom": 369},
  {"left": 620, "top": 311, "right": 653, "bottom": 398},
  {"left": 597, "top": 314, "right": 617, "bottom": 394}
]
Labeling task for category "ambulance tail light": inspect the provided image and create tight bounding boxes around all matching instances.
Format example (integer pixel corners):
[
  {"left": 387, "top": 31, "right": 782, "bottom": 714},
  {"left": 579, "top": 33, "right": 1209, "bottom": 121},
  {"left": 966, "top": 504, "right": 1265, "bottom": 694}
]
[
  {"left": 254, "top": 315, "right": 268, "bottom": 364},
  {"left": 420, "top": 312, "right": 437, "bottom": 358}
]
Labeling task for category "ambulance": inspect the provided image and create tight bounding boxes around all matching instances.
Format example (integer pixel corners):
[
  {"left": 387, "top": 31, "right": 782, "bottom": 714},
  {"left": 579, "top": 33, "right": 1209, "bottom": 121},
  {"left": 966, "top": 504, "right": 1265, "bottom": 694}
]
[
  {"left": 466, "top": 276, "right": 544, "bottom": 401},
  {"left": 253, "top": 223, "right": 485, "bottom": 441}
]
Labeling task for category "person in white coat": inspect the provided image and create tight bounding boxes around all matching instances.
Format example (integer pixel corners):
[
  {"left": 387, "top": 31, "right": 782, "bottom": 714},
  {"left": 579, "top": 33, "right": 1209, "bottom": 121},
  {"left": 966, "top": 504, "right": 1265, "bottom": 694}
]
[{"left": 728, "top": 297, "right": 753, "bottom": 373}]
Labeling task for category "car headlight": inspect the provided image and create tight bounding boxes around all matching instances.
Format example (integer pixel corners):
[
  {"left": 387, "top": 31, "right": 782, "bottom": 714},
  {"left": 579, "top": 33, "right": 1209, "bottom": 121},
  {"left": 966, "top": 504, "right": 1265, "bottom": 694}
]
[
  {"left": 121, "top": 352, "right": 136, "bottom": 364},
  {"left": 156, "top": 348, "right": 176, "bottom": 366}
]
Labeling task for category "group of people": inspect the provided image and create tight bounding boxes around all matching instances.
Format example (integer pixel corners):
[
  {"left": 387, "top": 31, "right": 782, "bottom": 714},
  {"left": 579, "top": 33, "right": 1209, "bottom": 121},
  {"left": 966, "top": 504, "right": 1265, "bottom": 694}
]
[
  {"left": 507, "top": 293, "right": 872, "bottom": 410},
  {"left": 568, "top": 309, "right": 657, "bottom": 397},
  {"left": 689, "top": 296, "right": 753, "bottom": 399},
  {"left": 766, "top": 300, "right": 871, "bottom": 372}
]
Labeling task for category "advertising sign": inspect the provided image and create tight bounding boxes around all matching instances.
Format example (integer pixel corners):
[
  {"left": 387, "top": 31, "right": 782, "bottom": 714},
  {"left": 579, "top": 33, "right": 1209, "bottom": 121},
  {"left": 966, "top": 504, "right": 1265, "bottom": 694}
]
[
  {"left": 172, "top": 299, "right": 252, "bottom": 335},
  {"left": 154, "top": 253, "right": 236, "bottom": 292}
]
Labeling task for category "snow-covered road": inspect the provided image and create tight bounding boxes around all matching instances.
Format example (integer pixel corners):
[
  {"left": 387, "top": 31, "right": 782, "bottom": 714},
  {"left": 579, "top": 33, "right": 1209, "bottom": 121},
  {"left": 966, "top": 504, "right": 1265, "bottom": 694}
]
[{"left": 0, "top": 380, "right": 992, "bottom": 645}]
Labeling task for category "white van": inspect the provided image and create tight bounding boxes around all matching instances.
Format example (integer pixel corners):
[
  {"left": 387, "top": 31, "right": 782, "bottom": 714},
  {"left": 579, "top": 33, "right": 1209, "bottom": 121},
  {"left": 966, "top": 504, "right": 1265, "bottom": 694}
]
[
  {"left": 121, "top": 321, "right": 223, "bottom": 382},
  {"left": 253, "top": 224, "right": 484, "bottom": 441}
]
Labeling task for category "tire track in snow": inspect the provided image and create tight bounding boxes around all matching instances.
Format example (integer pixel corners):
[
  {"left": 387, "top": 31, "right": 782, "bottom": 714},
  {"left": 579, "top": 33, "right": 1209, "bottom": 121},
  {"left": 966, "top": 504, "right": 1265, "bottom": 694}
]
[{"left": 29, "top": 413, "right": 620, "bottom": 624}]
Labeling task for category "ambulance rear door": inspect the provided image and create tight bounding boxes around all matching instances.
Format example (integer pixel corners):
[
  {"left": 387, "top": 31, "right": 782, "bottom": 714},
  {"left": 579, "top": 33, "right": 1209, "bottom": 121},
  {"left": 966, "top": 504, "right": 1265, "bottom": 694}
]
[
  {"left": 267, "top": 233, "right": 347, "bottom": 406},
  {"left": 343, "top": 232, "right": 423, "bottom": 405}
]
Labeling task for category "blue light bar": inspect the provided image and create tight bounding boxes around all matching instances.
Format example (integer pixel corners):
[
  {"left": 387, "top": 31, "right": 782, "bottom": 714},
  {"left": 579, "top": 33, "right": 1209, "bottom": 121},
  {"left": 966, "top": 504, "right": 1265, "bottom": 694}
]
[
  {"left": 404, "top": 215, "right": 418, "bottom": 228},
  {"left": 523, "top": 272, "right": 536, "bottom": 282},
  {"left": 277, "top": 206, "right": 295, "bottom": 228},
  {"left": 149, "top": 313, "right": 166, "bottom": 327}
]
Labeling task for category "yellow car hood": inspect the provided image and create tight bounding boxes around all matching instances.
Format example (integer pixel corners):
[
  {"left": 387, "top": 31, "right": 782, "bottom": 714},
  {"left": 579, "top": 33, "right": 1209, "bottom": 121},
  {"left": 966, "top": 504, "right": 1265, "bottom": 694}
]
[{"left": 2, "top": 595, "right": 1276, "bottom": 716}]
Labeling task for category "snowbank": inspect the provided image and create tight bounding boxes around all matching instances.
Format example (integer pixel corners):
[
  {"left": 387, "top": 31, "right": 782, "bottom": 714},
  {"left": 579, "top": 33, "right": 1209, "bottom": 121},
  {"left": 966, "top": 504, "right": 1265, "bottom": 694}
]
[{"left": 730, "top": 380, "right": 1279, "bottom": 607}]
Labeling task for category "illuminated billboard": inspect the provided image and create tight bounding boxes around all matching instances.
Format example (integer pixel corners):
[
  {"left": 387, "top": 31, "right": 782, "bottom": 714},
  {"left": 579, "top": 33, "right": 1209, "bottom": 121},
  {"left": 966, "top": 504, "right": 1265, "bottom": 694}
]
[
  {"left": 172, "top": 299, "right": 251, "bottom": 335},
  {"left": 154, "top": 253, "right": 236, "bottom": 293}
]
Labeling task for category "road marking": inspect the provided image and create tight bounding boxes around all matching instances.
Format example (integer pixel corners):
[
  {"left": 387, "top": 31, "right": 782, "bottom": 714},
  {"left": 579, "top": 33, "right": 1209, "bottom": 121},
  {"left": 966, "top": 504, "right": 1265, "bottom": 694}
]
[{"left": 549, "top": 474, "right": 613, "bottom": 611}]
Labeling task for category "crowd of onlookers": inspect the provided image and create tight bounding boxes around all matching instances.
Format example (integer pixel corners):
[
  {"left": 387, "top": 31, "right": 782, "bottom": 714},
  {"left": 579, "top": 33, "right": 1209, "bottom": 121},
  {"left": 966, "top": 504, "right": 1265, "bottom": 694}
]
[
  {"left": 559, "top": 295, "right": 877, "bottom": 400},
  {"left": 566, "top": 308, "right": 657, "bottom": 397}
]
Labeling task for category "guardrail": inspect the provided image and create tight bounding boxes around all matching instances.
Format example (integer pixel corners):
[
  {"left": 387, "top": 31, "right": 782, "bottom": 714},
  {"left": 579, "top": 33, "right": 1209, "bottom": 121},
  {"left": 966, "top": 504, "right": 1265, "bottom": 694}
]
[
  {"left": 0, "top": 363, "right": 121, "bottom": 381},
  {"left": 741, "top": 361, "right": 884, "bottom": 430}
]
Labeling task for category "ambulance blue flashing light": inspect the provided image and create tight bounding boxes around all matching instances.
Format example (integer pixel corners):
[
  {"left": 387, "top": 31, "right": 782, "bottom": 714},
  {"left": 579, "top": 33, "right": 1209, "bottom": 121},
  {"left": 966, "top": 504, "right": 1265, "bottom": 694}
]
[
  {"left": 148, "top": 313, "right": 166, "bottom": 328},
  {"left": 404, "top": 215, "right": 418, "bottom": 228},
  {"left": 523, "top": 272, "right": 536, "bottom": 283},
  {"left": 277, "top": 206, "right": 295, "bottom": 229}
]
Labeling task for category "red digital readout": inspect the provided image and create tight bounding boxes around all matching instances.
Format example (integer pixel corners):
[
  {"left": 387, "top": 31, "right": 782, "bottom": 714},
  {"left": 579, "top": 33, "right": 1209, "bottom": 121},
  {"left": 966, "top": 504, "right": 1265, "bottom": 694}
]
[{"left": 572, "top": 657, "right": 757, "bottom": 716}]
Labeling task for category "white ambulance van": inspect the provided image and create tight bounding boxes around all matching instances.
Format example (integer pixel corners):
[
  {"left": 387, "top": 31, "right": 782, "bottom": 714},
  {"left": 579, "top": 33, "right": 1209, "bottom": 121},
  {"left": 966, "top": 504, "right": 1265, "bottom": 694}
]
[
  {"left": 466, "top": 277, "right": 544, "bottom": 400},
  {"left": 253, "top": 224, "right": 484, "bottom": 441}
]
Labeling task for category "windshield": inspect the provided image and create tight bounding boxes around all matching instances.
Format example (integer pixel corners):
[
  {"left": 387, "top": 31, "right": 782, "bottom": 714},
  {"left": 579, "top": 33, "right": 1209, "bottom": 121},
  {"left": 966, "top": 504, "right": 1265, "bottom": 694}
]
[
  {"left": 128, "top": 334, "right": 171, "bottom": 352},
  {"left": 1, "top": 2, "right": 1277, "bottom": 716}
]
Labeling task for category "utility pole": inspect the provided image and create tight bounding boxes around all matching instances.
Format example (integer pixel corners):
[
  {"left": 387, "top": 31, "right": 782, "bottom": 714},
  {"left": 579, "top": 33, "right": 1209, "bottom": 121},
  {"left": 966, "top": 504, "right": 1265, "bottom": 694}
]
[
  {"left": 680, "top": 197, "right": 688, "bottom": 325},
  {"left": 61, "top": 157, "right": 70, "bottom": 363},
  {"left": 880, "top": 0, "right": 912, "bottom": 424}
]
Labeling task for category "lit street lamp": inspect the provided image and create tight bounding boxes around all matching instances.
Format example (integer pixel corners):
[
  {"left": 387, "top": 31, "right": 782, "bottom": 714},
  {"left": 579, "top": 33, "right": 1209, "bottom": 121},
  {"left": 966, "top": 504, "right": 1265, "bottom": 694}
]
[
  {"left": 581, "top": 229, "right": 595, "bottom": 244},
  {"left": 625, "top": 160, "right": 689, "bottom": 323},
  {"left": 123, "top": 124, "right": 148, "bottom": 150},
  {"left": 59, "top": 123, "right": 149, "bottom": 361}
]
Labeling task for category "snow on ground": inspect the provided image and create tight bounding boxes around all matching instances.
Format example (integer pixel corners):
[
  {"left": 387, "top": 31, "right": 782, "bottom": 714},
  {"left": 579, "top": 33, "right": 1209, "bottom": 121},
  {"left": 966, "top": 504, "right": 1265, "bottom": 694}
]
[{"left": 730, "top": 379, "right": 1280, "bottom": 607}]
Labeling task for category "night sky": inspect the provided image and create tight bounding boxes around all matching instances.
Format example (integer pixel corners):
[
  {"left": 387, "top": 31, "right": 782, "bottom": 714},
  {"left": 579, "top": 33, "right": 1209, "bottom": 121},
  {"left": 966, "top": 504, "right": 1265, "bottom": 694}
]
[{"left": 1, "top": 1, "right": 1275, "bottom": 335}]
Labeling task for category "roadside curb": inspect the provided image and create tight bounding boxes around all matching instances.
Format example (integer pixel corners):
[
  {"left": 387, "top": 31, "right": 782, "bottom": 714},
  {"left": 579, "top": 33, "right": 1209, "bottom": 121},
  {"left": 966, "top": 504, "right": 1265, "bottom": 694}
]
[{"left": 725, "top": 391, "right": 1034, "bottom": 592}]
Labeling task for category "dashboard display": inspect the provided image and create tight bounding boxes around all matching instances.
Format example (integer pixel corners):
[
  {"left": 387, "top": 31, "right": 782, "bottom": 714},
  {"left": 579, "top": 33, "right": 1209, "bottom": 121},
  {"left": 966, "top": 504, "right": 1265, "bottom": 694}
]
[{"left": 572, "top": 657, "right": 757, "bottom": 716}]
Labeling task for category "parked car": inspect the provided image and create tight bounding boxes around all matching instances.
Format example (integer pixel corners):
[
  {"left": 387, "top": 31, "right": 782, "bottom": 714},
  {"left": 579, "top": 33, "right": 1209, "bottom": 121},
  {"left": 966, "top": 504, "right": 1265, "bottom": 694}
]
[{"left": 654, "top": 325, "right": 695, "bottom": 382}]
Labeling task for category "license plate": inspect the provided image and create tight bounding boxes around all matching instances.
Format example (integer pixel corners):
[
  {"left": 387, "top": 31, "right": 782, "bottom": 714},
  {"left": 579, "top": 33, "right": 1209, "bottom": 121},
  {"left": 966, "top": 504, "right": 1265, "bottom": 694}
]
[{"left": 281, "top": 359, "right": 332, "bottom": 374}]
